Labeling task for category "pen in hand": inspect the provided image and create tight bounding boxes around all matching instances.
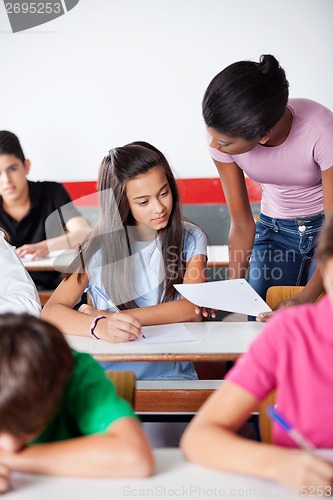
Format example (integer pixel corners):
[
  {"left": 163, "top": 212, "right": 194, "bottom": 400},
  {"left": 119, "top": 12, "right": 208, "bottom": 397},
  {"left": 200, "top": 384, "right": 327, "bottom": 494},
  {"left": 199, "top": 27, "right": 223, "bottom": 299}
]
[
  {"left": 266, "top": 405, "right": 315, "bottom": 452},
  {"left": 93, "top": 285, "right": 145, "bottom": 338}
]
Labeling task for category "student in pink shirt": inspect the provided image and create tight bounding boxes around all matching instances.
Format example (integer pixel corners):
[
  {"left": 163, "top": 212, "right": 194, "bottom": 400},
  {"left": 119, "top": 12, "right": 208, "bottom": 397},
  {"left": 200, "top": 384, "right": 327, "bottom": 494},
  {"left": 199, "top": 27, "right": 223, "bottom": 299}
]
[
  {"left": 182, "top": 213, "right": 333, "bottom": 493},
  {"left": 201, "top": 54, "right": 333, "bottom": 320}
]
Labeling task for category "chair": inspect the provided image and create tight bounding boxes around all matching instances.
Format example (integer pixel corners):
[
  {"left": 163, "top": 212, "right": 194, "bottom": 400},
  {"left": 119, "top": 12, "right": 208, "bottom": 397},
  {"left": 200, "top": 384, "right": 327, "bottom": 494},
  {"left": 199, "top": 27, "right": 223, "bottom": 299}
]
[
  {"left": 105, "top": 370, "right": 136, "bottom": 408},
  {"left": 259, "top": 285, "right": 324, "bottom": 443},
  {"left": 266, "top": 285, "right": 325, "bottom": 310},
  {"left": 38, "top": 290, "right": 54, "bottom": 306},
  {"left": 258, "top": 390, "right": 276, "bottom": 444},
  {"left": 265, "top": 285, "right": 305, "bottom": 309}
]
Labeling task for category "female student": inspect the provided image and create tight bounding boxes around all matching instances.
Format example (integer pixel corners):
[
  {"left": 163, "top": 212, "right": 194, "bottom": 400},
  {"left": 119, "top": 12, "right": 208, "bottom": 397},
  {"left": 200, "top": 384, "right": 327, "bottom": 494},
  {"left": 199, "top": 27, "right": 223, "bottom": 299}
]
[
  {"left": 203, "top": 54, "right": 333, "bottom": 319},
  {"left": 42, "top": 141, "right": 207, "bottom": 380},
  {"left": 181, "top": 212, "right": 333, "bottom": 492},
  {"left": 0, "top": 229, "right": 40, "bottom": 315},
  {"left": 0, "top": 130, "right": 91, "bottom": 290}
]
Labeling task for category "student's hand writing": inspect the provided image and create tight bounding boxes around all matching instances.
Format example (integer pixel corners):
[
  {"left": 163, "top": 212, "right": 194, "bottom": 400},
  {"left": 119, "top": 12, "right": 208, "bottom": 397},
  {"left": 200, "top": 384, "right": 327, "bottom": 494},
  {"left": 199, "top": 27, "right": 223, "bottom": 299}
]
[
  {"left": 16, "top": 241, "right": 49, "bottom": 260},
  {"left": 271, "top": 449, "right": 333, "bottom": 493},
  {"left": 95, "top": 313, "right": 143, "bottom": 343},
  {"left": 194, "top": 306, "right": 216, "bottom": 320},
  {"left": 0, "top": 463, "right": 10, "bottom": 494}
]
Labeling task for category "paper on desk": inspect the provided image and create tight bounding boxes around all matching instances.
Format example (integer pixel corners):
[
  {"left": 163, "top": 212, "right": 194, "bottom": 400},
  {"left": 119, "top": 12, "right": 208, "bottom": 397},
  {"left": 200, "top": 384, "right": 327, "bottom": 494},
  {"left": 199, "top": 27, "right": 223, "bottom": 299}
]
[
  {"left": 174, "top": 279, "right": 271, "bottom": 316},
  {"left": 120, "top": 323, "right": 199, "bottom": 346},
  {"left": 20, "top": 253, "right": 34, "bottom": 262}
]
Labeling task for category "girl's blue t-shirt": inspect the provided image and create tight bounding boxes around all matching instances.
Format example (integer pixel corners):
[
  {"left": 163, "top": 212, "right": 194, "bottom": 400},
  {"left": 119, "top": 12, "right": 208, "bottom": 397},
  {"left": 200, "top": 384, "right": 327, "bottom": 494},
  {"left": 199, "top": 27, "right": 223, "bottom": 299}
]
[{"left": 86, "top": 222, "right": 207, "bottom": 380}]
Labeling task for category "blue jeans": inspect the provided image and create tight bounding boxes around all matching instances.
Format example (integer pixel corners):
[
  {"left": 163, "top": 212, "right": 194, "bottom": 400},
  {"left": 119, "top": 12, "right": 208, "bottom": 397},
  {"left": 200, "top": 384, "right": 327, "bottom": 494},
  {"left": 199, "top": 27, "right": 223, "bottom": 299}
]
[{"left": 248, "top": 212, "right": 324, "bottom": 301}]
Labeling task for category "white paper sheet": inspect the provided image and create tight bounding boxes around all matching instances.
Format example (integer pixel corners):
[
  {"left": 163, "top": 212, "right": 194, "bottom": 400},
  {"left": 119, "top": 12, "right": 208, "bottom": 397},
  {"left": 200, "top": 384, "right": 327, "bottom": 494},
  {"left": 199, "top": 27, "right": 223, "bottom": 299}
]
[
  {"left": 120, "top": 323, "right": 199, "bottom": 346},
  {"left": 174, "top": 279, "right": 271, "bottom": 316}
]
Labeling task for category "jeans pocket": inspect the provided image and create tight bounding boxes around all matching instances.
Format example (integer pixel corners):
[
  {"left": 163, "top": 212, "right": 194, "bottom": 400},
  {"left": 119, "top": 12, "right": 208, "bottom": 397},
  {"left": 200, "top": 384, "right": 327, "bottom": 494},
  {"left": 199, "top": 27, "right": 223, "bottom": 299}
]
[
  {"left": 300, "top": 234, "right": 314, "bottom": 254},
  {"left": 255, "top": 222, "right": 269, "bottom": 240}
]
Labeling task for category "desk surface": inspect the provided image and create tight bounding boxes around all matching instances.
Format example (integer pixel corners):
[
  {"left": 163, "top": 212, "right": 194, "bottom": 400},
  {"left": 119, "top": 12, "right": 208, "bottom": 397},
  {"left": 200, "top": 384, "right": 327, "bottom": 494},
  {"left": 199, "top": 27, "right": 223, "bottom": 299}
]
[
  {"left": 66, "top": 321, "right": 263, "bottom": 362},
  {"left": 23, "top": 246, "right": 229, "bottom": 271},
  {"left": 10, "top": 447, "right": 326, "bottom": 500},
  {"left": 22, "top": 250, "right": 76, "bottom": 272},
  {"left": 207, "top": 245, "right": 228, "bottom": 267}
]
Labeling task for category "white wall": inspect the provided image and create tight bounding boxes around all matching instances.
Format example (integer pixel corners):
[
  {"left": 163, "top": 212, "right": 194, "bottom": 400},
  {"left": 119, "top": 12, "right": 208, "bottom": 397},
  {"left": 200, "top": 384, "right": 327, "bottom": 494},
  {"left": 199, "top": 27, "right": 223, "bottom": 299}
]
[{"left": 1, "top": 0, "right": 332, "bottom": 181}]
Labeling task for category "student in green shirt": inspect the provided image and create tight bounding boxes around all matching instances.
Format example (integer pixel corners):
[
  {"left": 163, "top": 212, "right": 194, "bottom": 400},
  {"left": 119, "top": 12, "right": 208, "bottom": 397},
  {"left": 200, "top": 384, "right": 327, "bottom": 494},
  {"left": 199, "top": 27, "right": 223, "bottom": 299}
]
[{"left": 0, "top": 314, "right": 154, "bottom": 494}]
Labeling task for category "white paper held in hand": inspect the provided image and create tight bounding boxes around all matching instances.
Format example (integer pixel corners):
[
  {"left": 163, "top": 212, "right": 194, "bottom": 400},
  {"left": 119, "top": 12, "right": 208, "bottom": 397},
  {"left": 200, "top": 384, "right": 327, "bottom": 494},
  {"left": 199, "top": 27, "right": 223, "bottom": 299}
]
[{"left": 174, "top": 279, "right": 272, "bottom": 317}]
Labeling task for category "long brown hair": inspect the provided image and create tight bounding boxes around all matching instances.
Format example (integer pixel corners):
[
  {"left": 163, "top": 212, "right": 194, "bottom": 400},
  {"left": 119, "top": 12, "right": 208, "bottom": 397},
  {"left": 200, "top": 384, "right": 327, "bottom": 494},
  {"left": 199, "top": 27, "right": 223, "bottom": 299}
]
[{"left": 72, "top": 142, "right": 188, "bottom": 308}]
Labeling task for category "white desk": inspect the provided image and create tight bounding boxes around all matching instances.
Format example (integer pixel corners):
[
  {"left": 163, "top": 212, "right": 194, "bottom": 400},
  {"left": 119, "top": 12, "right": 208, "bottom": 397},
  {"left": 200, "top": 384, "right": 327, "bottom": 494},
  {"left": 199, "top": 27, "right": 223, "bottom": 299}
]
[
  {"left": 9, "top": 448, "right": 325, "bottom": 500},
  {"left": 22, "top": 250, "right": 76, "bottom": 272},
  {"left": 207, "top": 244, "right": 229, "bottom": 267},
  {"left": 66, "top": 321, "right": 263, "bottom": 363},
  {"left": 23, "top": 246, "right": 229, "bottom": 271}
]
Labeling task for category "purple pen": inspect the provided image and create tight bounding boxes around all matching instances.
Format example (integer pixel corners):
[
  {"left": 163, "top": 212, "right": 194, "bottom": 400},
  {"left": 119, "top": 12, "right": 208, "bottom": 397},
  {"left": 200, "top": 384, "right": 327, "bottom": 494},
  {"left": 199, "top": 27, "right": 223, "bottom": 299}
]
[{"left": 266, "top": 406, "right": 315, "bottom": 452}]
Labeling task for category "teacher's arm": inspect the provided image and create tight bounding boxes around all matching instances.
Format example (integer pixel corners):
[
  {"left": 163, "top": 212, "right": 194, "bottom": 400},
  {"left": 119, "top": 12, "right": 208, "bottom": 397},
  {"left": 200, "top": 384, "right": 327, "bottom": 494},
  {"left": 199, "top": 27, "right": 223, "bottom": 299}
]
[{"left": 214, "top": 160, "right": 256, "bottom": 279}]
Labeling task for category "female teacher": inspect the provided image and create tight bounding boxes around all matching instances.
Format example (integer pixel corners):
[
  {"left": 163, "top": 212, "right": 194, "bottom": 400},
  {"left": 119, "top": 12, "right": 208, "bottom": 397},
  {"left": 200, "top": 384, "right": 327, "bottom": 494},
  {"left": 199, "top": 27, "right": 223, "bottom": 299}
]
[{"left": 203, "top": 54, "right": 333, "bottom": 319}]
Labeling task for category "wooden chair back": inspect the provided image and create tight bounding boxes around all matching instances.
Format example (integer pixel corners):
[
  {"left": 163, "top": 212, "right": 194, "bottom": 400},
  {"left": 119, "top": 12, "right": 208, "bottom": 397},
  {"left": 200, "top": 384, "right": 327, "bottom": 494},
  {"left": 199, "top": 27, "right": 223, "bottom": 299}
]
[
  {"left": 265, "top": 286, "right": 305, "bottom": 309},
  {"left": 105, "top": 371, "right": 136, "bottom": 408},
  {"left": 260, "top": 286, "right": 305, "bottom": 443},
  {"left": 38, "top": 290, "right": 54, "bottom": 306},
  {"left": 260, "top": 285, "right": 325, "bottom": 443},
  {"left": 258, "top": 390, "right": 276, "bottom": 444}
]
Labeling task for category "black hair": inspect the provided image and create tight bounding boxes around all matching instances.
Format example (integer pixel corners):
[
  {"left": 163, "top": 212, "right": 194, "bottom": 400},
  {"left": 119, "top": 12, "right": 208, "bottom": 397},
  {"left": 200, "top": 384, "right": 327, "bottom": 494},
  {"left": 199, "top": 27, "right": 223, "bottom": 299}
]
[
  {"left": 202, "top": 54, "right": 289, "bottom": 140},
  {"left": 0, "top": 131, "right": 25, "bottom": 163}
]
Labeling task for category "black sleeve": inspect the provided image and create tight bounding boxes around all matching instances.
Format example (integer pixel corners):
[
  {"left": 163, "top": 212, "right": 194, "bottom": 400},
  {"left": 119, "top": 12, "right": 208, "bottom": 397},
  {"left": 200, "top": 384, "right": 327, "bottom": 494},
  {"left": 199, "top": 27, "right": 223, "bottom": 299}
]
[{"left": 50, "top": 183, "right": 82, "bottom": 225}]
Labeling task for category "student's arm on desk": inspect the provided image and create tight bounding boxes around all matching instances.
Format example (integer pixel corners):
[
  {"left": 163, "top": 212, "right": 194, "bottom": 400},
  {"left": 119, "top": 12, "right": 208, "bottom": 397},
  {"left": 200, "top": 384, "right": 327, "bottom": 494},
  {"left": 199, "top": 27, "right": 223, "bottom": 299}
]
[
  {"left": 16, "top": 216, "right": 91, "bottom": 260},
  {"left": 79, "top": 253, "right": 207, "bottom": 325},
  {"left": 0, "top": 418, "right": 154, "bottom": 478},
  {"left": 41, "top": 273, "right": 142, "bottom": 343},
  {"left": 215, "top": 160, "right": 255, "bottom": 279},
  {"left": 181, "top": 381, "right": 333, "bottom": 491}
]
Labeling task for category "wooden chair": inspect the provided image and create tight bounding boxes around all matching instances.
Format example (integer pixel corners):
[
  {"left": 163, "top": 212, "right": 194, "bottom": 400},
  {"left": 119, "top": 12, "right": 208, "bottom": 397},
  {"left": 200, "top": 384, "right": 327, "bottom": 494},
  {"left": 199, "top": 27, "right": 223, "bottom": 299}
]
[
  {"left": 258, "top": 390, "right": 276, "bottom": 444},
  {"left": 38, "top": 290, "right": 54, "bottom": 306},
  {"left": 260, "top": 286, "right": 306, "bottom": 443},
  {"left": 265, "top": 285, "right": 305, "bottom": 309},
  {"left": 259, "top": 285, "right": 324, "bottom": 443},
  {"left": 105, "top": 370, "right": 136, "bottom": 408},
  {"left": 266, "top": 285, "right": 324, "bottom": 310}
]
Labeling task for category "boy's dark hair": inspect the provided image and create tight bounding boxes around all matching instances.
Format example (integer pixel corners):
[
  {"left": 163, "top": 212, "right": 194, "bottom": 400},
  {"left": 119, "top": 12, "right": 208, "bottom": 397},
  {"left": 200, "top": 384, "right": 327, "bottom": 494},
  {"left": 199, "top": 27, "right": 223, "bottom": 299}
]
[
  {"left": 0, "top": 314, "right": 74, "bottom": 438},
  {"left": 202, "top": 54, "right": 289, "bottom": 140},
  {"left": 0, "top": 131, "right": 25, "bottom": 163},
  {"left": 316, "top": 213, "right": 333, "bottom": 265}
]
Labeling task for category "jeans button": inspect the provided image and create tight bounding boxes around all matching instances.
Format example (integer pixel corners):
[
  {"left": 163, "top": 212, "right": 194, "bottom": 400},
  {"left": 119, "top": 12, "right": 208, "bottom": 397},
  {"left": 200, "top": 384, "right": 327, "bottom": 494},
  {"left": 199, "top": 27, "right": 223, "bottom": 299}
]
[{"left": 298, "top": 220, "right": 306, "bottom": 232}]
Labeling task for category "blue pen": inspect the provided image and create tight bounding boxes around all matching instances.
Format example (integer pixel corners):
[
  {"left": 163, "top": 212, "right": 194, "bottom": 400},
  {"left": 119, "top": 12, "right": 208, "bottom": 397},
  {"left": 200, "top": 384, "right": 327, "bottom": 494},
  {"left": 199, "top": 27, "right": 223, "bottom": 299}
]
[
  {"left": 266, "top": 406, "right": 315, "bottom": 452},
  {"left": 93, "top": 285, "right": 145, "bottom": 338}
]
